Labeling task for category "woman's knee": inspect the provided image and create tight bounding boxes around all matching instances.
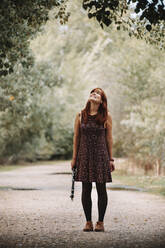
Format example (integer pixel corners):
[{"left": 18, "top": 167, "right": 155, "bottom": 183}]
[
  {"left": 82, "top": 182, "right": 92, "bottom": 195},
  {"left": 96, "top": 182, "right": 107, "bottom": 196}
]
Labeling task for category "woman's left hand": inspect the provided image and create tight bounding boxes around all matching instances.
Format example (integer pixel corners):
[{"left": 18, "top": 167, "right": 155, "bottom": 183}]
[{"left": 109, "top": 161, "right": 115, "bottom": 172}]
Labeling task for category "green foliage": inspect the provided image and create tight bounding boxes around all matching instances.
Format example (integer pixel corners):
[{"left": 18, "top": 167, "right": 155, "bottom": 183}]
[
  {"left": 0, "top": 63, "right": 64, "bottom": 162},
  {"left": 31, "top": 1, "right": 165, "bottom": 169},
  {"left": 83, "top": 0, "right": 165, "bottom": 49},
  {"left": 118, "top": 45, "right": 165, "bottom": 168},
  {"left": 0, "top": 0, "right": 165, "bottom": 170},
  {"left": 83, "top": 0, "right": 128, "bottom": 28},
  {"left": 0, "top": 0, "right": 63, "bottom": 76},
  {"left": 0, "top": 0, "right": 165, "bottom": 79}
]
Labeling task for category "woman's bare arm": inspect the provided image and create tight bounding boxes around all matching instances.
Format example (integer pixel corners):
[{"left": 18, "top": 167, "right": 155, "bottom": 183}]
[
  {"left": 72, "top": 112, "right": 81, "bottom": 160},
  {"left": 105, "top": 112, "right": 113, "bottom": 160}
]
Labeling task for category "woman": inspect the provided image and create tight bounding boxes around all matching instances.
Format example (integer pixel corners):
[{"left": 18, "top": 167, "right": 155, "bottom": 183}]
[{"left": 71, "top": 87, "right": 115, "bottom": 232}]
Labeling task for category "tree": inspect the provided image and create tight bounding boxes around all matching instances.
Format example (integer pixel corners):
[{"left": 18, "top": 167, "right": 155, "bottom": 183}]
[
  {"left": 0, "top": 0, "right": 165, "bottom": 166},
  {"left": 117, "top": 44, "right": 165, "bottom": 172},
  {"left": 0, "top": 0, "right": 165, "bottom": 77},
  {"left": 0, "top": 0, "right": 64, "bottom": 76},
  {"left": 0, "top": 62, "right": 64, "bottom": 162},
  {"left": 83, "top": 0, "right": 165, "bottom": 49}
]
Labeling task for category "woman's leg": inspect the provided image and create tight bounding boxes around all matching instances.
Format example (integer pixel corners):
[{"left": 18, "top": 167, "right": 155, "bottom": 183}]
[
  {"left": 96, "top": 182, "right": 108, "bottom": 222},
  {"left": 81, "top": 182, "right": 92, "bottom": 221}
]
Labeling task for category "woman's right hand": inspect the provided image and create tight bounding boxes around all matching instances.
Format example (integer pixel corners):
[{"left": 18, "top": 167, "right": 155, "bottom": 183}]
[{"left": 71, "top": 158, "right": 76, "bottom": 169}]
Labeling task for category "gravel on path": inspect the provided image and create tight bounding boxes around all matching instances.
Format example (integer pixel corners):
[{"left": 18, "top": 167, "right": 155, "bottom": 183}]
[{"left": 0, "top": 161, "right": 165, "bottom": 248}]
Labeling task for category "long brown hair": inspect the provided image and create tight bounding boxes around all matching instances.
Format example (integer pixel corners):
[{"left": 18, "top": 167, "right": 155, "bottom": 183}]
[{"left": 81, "top": 87, "right": 108, "bottom": 125}]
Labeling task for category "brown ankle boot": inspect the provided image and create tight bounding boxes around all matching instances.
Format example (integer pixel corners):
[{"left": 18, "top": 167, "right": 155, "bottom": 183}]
[
  {"left": 94, "top": 221, "right": 104, "bottom": 232},
  {"left": 83, "top": 221, "right": 93, "bottom": 232}
]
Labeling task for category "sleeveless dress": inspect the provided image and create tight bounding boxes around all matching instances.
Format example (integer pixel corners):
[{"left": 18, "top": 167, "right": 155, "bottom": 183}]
[{"left": 75, "top": 113, "right": 112, "bottom": 183}]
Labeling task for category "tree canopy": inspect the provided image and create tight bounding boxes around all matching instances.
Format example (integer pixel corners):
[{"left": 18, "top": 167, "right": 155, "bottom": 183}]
[
  {"left": 83, "top": 0, "right": 165, "bottom": 26},
  {"left": 0, "top": 0, "right": 62, "bottom": 76},
  {"left": 0, "top": 0, "right": 165, "bottom": 76},
  {"left": 83, "top": 0, "right": 165, "bottom": 48}
]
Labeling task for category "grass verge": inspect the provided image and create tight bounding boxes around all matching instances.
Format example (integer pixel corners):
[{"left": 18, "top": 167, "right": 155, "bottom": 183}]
[
  {"left": 113, "top": 169, "right": 165, "bottom": 197},
  {"left": 0, "top": 160, "right": 68, "bottom": 172},
  {"left": 0, "top": 165, "right": 27, "bottom": 172}
]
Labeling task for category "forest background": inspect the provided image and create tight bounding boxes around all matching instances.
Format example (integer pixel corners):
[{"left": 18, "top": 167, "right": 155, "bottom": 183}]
[{"left": 0, "top": 0, "right": 165, "bottom": 176}]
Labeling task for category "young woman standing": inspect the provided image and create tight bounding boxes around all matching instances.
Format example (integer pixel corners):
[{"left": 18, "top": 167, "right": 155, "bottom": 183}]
[{"left": 71, "top": 87, "right": 115, "bottom": 232}]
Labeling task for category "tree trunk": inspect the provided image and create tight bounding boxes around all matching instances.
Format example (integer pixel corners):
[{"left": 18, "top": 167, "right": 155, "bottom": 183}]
[{"left": 156, "top": 159, "right": 161, "bottom": 176}]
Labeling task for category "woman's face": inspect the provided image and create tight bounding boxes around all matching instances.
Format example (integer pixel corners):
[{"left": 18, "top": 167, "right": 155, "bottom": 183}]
[{"left": 89, "top": 89, "right": 102, "bottom": 104}]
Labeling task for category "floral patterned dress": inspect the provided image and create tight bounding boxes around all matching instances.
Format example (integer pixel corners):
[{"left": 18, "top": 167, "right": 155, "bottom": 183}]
[{"left": 75, "top": 113, "right": 112, "bottom": 183}]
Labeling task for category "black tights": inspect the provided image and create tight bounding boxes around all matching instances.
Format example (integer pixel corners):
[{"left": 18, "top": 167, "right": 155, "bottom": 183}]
[{"left": 81, "top": 182, "right": 108, "bottom": 222}]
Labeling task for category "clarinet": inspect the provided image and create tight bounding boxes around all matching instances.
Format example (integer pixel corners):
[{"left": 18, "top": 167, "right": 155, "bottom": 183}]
[{"left": 70, "top": 166, "right": 77, "bottom": 201}]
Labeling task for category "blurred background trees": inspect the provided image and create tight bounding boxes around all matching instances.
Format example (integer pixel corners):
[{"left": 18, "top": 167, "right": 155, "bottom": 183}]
[{"left": 0, "top": 0, "right": 165, "bottom": 174}]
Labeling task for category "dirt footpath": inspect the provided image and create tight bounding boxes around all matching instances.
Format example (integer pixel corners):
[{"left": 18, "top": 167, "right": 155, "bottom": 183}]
[{"left": 0, "top": 161, "right": 165, "bottom": 248}]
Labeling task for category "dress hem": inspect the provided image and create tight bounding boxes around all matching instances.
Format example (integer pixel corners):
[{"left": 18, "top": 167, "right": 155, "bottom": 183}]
[{"left": 74, "top": 179, "right": 112, "bottom": 183}]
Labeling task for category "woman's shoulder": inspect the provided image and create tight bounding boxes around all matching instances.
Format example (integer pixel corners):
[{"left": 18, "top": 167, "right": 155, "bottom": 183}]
[
  {"left": 104, "top": 112, "right": 112, "bottom": 128},
  {"left": 107, "top": 112, "right": 112, "bottom": 121},
  {"left": 75, "top": 111, "right": 82, "bottom": 123},
  {"left": 75, "top": 110, "right": 81, "bottom": 116}
]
